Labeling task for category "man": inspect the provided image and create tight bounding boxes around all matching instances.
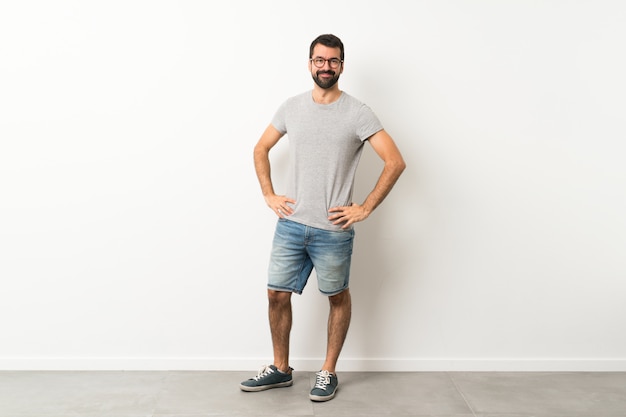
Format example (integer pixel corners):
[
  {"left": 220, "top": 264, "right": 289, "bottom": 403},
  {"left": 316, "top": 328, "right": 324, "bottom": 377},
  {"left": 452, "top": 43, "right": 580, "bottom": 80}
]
[{"left": 240, "top": 34, "right": 405, "bottom": 402}]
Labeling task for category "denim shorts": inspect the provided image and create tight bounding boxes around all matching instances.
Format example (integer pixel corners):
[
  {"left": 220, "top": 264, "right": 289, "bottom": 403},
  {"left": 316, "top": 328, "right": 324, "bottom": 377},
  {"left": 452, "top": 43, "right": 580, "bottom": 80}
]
[{"left": 267, "top": 219, "right": 355, "bottom": 296}]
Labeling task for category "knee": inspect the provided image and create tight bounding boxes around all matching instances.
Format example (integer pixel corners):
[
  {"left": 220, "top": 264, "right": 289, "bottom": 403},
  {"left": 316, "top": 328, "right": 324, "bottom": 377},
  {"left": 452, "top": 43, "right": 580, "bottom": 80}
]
[
  {"left": 329, "top": 289, "right": 351, "bottom": 308},
  {"left": 268, "top": 289, "right": 291, "bottom": 307}
]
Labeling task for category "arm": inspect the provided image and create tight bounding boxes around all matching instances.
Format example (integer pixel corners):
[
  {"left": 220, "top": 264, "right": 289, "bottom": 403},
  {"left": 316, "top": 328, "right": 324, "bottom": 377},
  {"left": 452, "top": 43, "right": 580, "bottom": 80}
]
[
  {"left": 328, "top": 129, "right": 406, "bottom": 228},
  {"left": 253, "top": 124, "right": 296, "bottom": 218}
]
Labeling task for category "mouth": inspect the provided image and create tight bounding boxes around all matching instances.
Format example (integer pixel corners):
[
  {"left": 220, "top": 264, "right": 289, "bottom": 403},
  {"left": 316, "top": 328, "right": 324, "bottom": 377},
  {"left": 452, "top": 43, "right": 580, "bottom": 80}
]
[{"left": 318, "top": 71, "right": 334, "bottom": 78}]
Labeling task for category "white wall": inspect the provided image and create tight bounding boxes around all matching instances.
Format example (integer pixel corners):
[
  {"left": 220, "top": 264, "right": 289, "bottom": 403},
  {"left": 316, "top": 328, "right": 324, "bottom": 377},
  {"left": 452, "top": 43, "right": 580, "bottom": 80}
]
[{"left": 1, "top": 0, "right": 625, "bottom": 371}]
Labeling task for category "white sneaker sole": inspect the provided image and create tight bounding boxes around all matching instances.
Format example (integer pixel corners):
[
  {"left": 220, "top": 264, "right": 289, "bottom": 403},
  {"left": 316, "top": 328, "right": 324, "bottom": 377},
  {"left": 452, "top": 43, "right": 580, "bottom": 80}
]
[
  {"left": 240, "top": 380, "right": 293, "bottom": 392},
  {"left": 309, "top": 387, "right": 337, "bottom": 401}
]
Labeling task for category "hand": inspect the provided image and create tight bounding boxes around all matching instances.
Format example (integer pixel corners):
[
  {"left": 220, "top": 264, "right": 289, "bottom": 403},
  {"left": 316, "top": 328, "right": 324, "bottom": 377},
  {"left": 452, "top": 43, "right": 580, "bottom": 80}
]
[
  {"left": 328, "top": 203, "right": 370, "bottom": 229},
  {"left": 265, "top": 194, "right": 296, "bottom": 218}
]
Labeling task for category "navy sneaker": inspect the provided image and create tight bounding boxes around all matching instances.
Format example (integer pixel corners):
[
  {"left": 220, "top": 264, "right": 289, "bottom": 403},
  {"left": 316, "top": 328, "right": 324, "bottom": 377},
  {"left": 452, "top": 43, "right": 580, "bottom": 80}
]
[
  {"left": 309, "top": 370, "right": 338, "bottom": 401},
  {"left": 240, "top": 365, "right": 293, "bottom": 392}
]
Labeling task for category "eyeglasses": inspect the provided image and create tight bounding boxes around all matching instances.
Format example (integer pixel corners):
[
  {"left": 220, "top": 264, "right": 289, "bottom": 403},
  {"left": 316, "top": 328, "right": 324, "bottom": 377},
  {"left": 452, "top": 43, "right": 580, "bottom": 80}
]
[{"left": 310, "top": 57, "right": 343, "bottom": 69}]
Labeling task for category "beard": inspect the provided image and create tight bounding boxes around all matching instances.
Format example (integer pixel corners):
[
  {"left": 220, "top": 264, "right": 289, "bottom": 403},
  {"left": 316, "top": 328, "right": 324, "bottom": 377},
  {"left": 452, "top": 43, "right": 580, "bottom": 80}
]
[{"left": 312, "top": 70, "right": 340, "bottom": 89}]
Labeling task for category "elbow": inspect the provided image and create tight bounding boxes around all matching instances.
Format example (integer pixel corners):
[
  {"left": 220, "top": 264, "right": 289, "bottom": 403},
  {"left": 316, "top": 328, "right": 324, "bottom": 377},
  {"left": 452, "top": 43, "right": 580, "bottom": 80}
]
[
  {"left": 394, "top": 158, "right": 407, "bottom": 176},
  {"left": 391, "top": 158, "right": 406, "bottom": 184},
  {"left": 253, "top": 143, "right": 269, "bottom": 160},
  {"left": 383, "top": 158, "right": 405, "bottom": 183}
]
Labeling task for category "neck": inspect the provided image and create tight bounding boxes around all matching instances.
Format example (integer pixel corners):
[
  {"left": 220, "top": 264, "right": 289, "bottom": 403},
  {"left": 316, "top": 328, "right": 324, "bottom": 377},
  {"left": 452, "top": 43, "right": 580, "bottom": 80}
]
[{"left": 312, "top": 86, "right": 342, "bottom": 104}]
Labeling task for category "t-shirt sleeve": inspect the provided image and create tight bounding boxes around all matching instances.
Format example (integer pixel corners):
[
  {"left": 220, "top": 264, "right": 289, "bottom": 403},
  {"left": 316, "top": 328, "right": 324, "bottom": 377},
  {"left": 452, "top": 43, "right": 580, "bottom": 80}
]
[
  {"left": 271, "top": 100, "right": 288, "bottom": 134},
  {"left": 357, "top": 104, "right": 384, "bottom": 142}
]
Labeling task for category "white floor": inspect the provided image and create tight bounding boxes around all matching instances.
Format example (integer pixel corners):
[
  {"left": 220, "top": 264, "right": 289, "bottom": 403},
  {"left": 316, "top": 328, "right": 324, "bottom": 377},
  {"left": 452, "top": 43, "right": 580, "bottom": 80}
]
[{"left": 1, "top": 371, "right": 626, "bottom": 416}]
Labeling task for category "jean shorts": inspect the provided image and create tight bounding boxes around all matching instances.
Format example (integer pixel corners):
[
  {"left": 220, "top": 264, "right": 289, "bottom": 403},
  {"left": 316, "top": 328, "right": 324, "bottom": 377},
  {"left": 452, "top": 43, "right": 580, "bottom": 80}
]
[{"left": 267, "top": 219, "right": 355, "bottom": 296}]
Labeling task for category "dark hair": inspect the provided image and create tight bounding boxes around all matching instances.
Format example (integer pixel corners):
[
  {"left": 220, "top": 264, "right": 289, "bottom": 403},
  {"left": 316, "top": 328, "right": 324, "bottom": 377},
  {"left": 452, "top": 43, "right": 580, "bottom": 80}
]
[{"left": 309, "top": 34, "right": 344, "bottom": 61}]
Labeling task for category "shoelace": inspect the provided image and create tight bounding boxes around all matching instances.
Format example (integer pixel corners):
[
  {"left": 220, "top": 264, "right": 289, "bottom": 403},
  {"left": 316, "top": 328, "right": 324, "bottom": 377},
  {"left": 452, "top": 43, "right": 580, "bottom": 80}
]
[
  {"left": 253, "top": 365, "right": 274, "bottom": 381},
  {"left": 314, "top": 370, "right": 332, "bottom": 389}
]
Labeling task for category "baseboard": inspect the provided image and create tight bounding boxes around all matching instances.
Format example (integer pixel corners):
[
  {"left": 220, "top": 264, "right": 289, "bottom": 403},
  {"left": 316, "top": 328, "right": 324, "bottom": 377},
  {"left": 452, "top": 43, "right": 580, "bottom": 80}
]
[{"left": 1, "top": 357, "right": 625, "bottom": 371}]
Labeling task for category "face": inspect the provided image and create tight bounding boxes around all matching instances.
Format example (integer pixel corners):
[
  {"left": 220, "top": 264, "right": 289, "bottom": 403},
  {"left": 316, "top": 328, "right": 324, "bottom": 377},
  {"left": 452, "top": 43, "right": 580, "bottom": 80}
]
[{"left": 309, "top": 44, "right": 343, "bottom": 89}]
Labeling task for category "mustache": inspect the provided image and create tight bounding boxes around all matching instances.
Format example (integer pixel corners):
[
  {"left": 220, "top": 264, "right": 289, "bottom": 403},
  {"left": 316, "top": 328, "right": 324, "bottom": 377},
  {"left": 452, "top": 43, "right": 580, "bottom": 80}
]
[{"left": 317, "top": 70, "right": 335, "bottom": 76}]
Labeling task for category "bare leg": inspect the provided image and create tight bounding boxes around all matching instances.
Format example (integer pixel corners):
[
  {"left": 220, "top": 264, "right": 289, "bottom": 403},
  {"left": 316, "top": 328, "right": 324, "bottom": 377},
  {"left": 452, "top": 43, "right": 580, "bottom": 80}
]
[
  {"left": 321, "top": 289, "right": 352, "bottom": 374},
  {"left": 268, "top": 289, "right": 293, "bottom": 373}
]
